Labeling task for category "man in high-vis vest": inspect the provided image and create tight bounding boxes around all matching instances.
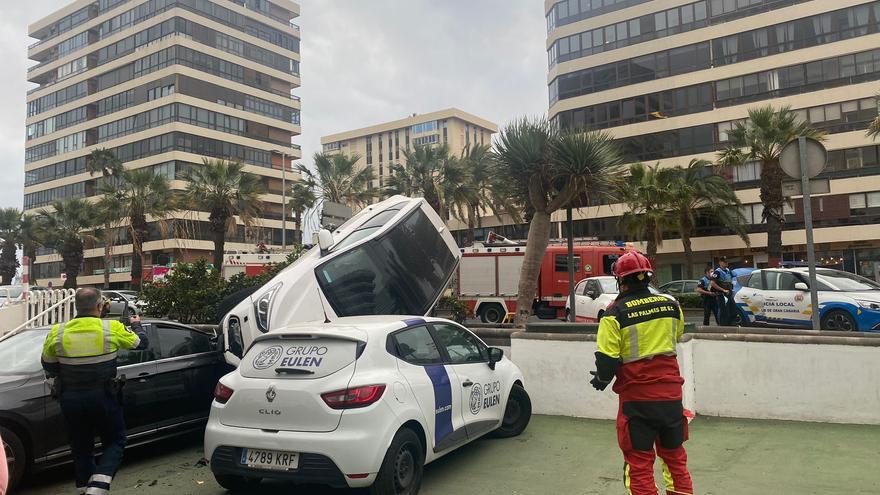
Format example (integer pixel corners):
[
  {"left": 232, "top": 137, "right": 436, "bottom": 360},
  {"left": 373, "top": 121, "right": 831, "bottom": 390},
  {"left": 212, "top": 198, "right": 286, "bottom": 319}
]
[
  {"left": 41, "top": 287, "right": 148, "bottom": 495},
  {"left": 590, "top": 251, "right": 693, "bottom": 495}
]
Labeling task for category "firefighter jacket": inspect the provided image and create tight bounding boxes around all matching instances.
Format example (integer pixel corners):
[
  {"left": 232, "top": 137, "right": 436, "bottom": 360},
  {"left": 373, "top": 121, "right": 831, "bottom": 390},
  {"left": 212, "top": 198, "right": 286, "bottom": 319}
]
[
  {"left": 41, "top": 317, "right": 146, "bottom": 391},
  {"left": 595, "top": 288, "right": 686, "bottom": 402}
]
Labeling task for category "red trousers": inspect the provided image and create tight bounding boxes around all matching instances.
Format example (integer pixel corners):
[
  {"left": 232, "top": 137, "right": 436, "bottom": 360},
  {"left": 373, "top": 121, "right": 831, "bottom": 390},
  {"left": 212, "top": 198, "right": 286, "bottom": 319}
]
[{"left": 617, "top": 401, "right": 693, "bottom": 495}]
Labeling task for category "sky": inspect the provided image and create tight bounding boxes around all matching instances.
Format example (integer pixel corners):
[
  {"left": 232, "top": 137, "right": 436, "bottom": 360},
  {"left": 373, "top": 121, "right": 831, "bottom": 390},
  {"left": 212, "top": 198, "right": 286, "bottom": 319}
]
[{"left": 0, "top": 0, "right": 549, "bottom": 210}]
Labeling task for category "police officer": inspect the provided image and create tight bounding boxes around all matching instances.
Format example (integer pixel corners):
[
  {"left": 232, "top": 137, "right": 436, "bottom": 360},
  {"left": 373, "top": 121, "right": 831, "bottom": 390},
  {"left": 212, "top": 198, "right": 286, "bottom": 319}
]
[
  {"left": 710, "top": 256, "right": 736, "bottom": 326},
  {"left": 40, "top": 287, "right": 148, "bottom": 495},
  {"left": 590, "top": 251, "right": 693, "bottom": 495},
  {"left": 696, "top": 266, "right": 718, "bottom": 326}
]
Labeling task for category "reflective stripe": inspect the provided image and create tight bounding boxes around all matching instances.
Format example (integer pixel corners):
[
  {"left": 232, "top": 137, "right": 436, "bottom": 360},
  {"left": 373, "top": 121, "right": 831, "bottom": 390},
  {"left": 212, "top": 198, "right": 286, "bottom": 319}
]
[
  {"left": 58, "top": 351, "right": 118, "bottom": 365},
  {"left": 90, "top": 474, "right": 113, "bottom": 484},
  {"left": 628, "top": 324, "right": 639, "bottom": 361},
  {"left": 131, "top": 334, "right": 141, "bottom": 348},
  {"left": 102, "top": 320, "right": 112, "bottom": 353},
  {"left": 670, "top": 319, "right": 678, "bottom": 348},
  {"left": 85, "top": 487, "right": 108, "bottom": 495},
  {"left": 56, "top": 322, "right": 66, "bottom": 356}
]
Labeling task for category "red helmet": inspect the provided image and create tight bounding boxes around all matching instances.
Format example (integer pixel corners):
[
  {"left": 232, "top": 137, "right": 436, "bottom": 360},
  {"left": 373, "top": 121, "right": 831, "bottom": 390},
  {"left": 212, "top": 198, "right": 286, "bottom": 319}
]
[{"left": 612, "top": 251, "right": 654, "bottom": 279}]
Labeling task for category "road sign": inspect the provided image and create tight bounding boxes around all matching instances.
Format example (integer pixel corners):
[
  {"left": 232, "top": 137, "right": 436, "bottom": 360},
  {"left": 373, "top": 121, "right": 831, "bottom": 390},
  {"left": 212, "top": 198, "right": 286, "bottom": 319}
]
[
  {"left": 782, "top": 178, "right": 830, "bottom": 197},
  {"left": 780, "top": 137, "right": 827, "bottom": 179},
  {"left": 780, "top": 137, "right": 828, "bottom": 331}
]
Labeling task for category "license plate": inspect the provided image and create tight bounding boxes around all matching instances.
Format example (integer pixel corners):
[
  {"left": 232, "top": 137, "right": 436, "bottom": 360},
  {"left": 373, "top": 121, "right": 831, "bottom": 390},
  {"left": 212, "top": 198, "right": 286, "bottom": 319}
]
[{"left": 240, "top": 448, "right": 299, "bottom": 471}]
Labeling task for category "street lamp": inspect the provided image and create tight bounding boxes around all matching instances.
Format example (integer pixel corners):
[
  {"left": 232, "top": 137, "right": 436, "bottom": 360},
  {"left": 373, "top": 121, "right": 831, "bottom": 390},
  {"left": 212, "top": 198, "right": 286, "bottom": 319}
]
[{"left": 271, "top": 149, "right": 294, "bottom": 251}]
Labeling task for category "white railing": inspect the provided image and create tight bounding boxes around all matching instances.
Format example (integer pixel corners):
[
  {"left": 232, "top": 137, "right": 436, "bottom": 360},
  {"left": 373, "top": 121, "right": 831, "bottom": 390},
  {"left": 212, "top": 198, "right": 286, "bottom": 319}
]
[
  {"left": 0, "top": 289, "right": 77, "bottom": 342},
  {"left": 27, "top": 289, "right": 77, "bottom": 328}
]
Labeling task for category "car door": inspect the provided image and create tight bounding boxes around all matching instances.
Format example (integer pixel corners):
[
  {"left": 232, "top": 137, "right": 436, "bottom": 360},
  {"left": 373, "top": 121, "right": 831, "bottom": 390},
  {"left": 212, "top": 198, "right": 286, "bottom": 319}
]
[
  {"left": 430, "top": 322, "right": 505, "bottom": 439},
  {"left": 768, "top": 272, "right": 811, "bottom": 327},
  {"left": 583, "top": 280, "right": 604, "bottom": 320},
  {"left": 151, "top": 323, "right": 227, "bottom": 430},
  {"left": 736, "top": 272, "right": 766, "bottom": 324},
  {"left": 390, "top": 324, "right": 468, "bottom": 453},
  {"left": 572, "top": 280, "right": 588, "bottom": 320}
]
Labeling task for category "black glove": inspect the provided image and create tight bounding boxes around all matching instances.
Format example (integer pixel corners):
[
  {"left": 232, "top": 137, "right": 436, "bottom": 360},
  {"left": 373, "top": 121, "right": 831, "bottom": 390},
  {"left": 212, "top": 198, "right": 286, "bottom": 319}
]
[{"left": 589, "top": 371, "right": 611, "bottom": 391}]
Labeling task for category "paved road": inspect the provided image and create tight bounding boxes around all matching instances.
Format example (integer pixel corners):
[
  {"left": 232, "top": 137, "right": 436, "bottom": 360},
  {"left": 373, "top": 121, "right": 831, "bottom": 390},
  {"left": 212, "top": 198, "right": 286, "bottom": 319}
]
[{"left": 16, "top": 415, "right": 880, "bottom": 495}]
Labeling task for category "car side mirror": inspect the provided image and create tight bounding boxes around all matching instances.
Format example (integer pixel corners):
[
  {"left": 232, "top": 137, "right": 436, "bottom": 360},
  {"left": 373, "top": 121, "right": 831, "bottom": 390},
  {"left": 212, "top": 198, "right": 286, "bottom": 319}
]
[
  {"left": 794, "top": 282, "right": 809, "bottom": 291},
  {"left": 313, "top": 229, "right": 335, "bottom": 255},
  {"left": 487, "top": 347, "right": 503, "bottom": 370}
]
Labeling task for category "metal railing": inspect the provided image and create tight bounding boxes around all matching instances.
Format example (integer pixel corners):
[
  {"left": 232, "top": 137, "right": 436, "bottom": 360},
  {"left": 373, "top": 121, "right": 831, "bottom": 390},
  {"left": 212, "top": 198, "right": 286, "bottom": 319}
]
[{"left": 0, "top": 289, "right": 76, "bottom": 341}]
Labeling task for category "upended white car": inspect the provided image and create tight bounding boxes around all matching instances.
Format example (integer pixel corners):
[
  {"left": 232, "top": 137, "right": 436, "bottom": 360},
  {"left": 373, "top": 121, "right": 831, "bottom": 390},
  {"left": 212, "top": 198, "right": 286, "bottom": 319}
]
[{"left": 204, "top": 316, "right": 531, "bottom": 494}]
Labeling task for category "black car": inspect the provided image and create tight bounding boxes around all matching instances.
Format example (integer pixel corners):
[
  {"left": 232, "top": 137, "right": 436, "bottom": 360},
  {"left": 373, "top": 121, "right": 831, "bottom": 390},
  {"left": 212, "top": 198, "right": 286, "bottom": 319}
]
[{"left": 0, "top": 320, "right": 231, "bottom": 491}]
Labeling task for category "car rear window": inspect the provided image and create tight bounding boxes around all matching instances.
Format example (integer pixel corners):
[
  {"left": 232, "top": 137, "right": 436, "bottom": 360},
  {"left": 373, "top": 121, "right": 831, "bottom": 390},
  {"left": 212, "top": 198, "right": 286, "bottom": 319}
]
[{"left": 241, "top": 337, "right": 359, "bottom": 380}]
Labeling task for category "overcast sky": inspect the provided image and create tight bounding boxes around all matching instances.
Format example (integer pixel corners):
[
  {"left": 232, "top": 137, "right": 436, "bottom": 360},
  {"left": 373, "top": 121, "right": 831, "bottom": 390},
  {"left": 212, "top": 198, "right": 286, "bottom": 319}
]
[{"left": 0, "top": 0, "right": 548, "bottom": 210}]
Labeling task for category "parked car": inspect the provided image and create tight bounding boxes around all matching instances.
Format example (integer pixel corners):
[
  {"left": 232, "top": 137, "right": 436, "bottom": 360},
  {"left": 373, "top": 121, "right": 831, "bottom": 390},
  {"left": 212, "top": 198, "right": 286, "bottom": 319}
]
[
  {"left": 0, "top": 286, "right": 24, "bottom": 308},
  {"left": 735, "top": 268, "right": 880, "bottom": 331},
  {"left": 657, "top": 280, "right": 700, "bottom": 298},
  {"left": 565, "top": 276, "right": 672, "bottom": 322},
  {"left": 103, "top": 290, "right": 143, "bottom": 318},
  {"left": 204, "top": 316, "right": 531, "bottom": 494},
  {"left": 0, "top": 320, "right": 231, "bottom": 491}
]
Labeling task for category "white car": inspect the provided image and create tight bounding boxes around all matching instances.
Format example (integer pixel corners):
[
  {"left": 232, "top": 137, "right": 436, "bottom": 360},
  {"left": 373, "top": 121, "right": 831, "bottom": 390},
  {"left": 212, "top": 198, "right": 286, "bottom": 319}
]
[
  {"left": 204, "top": 316, "right": 531, "bottom": 494},
  {"left": 220, "top": 196, "right": 461, "bottom": 366},
  {"left": 565, "top": 276, "right": 670, "bottom": 322},
  {"left": 734, "top": 268, "right": 880, "bottom": 331}
]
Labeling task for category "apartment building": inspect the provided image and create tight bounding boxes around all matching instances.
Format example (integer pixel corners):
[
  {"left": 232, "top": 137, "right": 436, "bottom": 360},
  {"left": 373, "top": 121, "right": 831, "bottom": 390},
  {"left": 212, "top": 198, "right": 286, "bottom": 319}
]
[
  {"left": 24, "top": 0, "right": 302, "bottom": 287},
  {"left": 320, "top": 108, "right": 498, "bottom": 193},
  {"left": 456, "top": 0, "right": 880, "bottom": 282}
]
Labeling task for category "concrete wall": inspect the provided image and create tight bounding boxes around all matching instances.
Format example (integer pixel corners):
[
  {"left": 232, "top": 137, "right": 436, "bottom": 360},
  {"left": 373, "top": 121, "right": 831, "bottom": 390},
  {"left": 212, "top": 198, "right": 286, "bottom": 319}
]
[
  {"left": 0, "top": 303, "right": 27, "bottom": 336},
  {"left": 507, "top": 331, "right": 880, "bottom": 425}
]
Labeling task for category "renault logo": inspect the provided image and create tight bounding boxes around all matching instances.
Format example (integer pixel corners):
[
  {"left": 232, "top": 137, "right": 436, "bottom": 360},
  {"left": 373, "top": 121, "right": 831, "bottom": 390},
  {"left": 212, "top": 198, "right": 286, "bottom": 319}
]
[{"left": 266, "top": 385, "right": 277, "bottom": 403}]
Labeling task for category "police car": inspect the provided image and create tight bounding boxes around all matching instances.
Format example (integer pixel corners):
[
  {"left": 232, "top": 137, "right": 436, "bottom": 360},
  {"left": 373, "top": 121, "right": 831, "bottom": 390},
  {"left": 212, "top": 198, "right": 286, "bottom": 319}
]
[
  {"left": 204, "top": 316, "right": 530, "bottom": 494},
  {"left": 734, "top": 267, "right": 880, "bottom": 331}
]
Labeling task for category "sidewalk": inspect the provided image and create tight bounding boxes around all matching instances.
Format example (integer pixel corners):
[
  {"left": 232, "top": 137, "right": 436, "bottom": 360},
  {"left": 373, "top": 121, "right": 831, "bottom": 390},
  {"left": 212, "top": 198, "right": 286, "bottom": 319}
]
[{"left": 16, "top": 415, "right": 880, "bottom": 494}]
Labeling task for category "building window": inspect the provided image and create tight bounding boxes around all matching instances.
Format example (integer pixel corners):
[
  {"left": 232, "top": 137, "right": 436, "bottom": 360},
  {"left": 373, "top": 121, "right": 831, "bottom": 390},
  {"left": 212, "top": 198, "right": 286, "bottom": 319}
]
[
  {"left": 394, "top": 130, "right": 400, "bottom": 160},
  {"left": 323, "top": 142, "right": 341, "bottom": 152},
  {"left": 366, "top": 135, "right": 373, "bottom": 165},
  {"left": 413, "top": 135, "right": 439, "bottom": 147},
  {"left": 411, "top": 121, "right": 438, "bottom": 134}
]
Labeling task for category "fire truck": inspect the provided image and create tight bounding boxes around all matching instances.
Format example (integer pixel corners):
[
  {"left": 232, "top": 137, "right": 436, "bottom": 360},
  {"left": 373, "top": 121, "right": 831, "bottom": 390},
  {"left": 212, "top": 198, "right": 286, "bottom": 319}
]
[
  {"left": 220, "top": 252, "right": 289, "bottom": 280},
  {"left": 456, "top": 233, "right": 633, "bottom": 323}
]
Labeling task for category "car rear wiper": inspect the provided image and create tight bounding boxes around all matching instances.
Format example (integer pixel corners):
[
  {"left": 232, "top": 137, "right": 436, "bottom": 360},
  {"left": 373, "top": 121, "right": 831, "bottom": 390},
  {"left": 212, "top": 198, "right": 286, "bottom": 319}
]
[{"left": 275, "top": 367, "right": 315, "bottom": 375}]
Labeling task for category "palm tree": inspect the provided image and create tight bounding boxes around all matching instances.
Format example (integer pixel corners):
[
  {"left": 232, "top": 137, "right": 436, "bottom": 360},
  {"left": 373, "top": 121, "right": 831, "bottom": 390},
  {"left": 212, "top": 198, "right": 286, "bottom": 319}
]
[
  {"left": 87, "top": 148, "right": 124, "bottom": 289},
  {"left": 719, "top": 106, "right": 824, "bottom": 266},
  {"left": 386, "top": 145, "right": 450, "bottom": 214},
  {"left": 18, "top": 213, "right": 42, "bottom": 282},
  {"left": 618, "top": 163, "right": 676, "bottom": 260},
  {"left": 494, "top": 118, "right": 623, "bottom": 326},
  {"left": 0, "top": 208, "right": 21, "bottom": 285},
  {"left": 297, "top": 152, "right": 375, "bottom": 209},
  {"left": 37, "top": 198, "right": 97, "bottom": 288},
  {"left": 98, "top": 168, "right": 175, "bottom": 290},
  {"left": 288, "top": 178, "right": 317, "bottom": 244},
  {"left": 183, "top": 159, "right": 264, "bottom": 270},
  {"left": 869, "top": 93, "right": 880, "bottom": 140},
  {"left": 667, "top": 160, "right": 750, "bottom": 278},
  {"left": 437, "top": 154, "right": 477, "bottom": 224},
  {"left": 458, "top": 144, "right": 520, "bottom": 245}
]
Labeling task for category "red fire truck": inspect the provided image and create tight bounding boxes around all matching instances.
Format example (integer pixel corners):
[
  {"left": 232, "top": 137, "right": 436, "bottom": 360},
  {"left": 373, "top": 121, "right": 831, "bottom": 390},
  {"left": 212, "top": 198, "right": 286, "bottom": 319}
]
[
  {"left": 456, "top": 233, "right": 633, "bottom": 323},
  {"left": 221, "top": 253, "right": 289, "bottom": 280}
]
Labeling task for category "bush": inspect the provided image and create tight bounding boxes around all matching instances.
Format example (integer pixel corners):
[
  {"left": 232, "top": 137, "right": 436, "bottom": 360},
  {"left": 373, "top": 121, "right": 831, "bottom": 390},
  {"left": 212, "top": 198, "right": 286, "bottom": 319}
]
[
  {"left": 675, "top": 293, "right": 704, "bottom": 309},
  {"left": 435, "top": 294, "right": 470, "bottom": 323},
  {"left": 140, "top": 260, "right": 224, "bottom": 323},
  {"left": 140, "top": 247, "right": 306, "bottom": 324}
]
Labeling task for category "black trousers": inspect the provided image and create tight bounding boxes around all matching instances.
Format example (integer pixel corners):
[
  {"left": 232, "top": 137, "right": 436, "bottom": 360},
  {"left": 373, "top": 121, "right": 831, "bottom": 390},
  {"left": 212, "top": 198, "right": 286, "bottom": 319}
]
[
  {"left": 702, "top": 297, "right": 718, "bottom": 326},
  {"left": 59, "top": 388, "right": 127, "bottom": 492}
]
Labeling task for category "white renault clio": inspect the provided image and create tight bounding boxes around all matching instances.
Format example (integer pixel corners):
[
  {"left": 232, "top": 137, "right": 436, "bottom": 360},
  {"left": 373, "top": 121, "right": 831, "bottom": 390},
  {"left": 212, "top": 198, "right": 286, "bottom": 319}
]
[{"left": 204, "top": 316, "right": 530, "bottom": 494}]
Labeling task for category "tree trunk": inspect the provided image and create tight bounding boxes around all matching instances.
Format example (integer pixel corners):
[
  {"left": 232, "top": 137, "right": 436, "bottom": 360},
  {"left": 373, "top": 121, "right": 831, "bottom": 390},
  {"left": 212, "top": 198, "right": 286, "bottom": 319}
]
[
  {"left": 646, "top": 218, "right": 658, "bottom": 259},
  {"left": 211, "top": 225, "right": 226, "bottom": 272},
  {"left": 0, "top": 241, "right": 18, "bottom": 285},
  {"left": 466, "top": 204, "right": 476, "bottom": 247},
  {"left": 513, "top": 210, "right": 553, "bottom": 328},
  {"left": 681, "top": 215, "right": 695, "bottom": 279},
  {"left": 761, "top": 158, "right": 785, "bottom": 267},
  {"left": 103, "top": 222, "right": 112, "bottom": 289},
  {"left": 63, "top": 239, "right": 83, "bottom": 289},
  {"left": 294, "top": 210, "right": 302, "bottom": 245},
  {"left": 130, "top": 215, "right": 149, "bottom": 291}
]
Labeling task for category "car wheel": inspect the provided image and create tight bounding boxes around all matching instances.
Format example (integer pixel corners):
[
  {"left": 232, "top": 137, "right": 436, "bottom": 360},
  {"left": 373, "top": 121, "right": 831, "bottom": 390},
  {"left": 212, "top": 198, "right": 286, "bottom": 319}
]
[
  {"left": 213, "top": 474, "right": 261, "bottom": 492},
  {"left": 821, "top": 310, "right": 857, "bottom": 332},
  {"left": 370, "top": 428, "right": 423, "bottom": 495},
  {"left": 489, "top": 384, "right": 532, "bottom": 438},
  {"left": 480, "top": 303, "right": 505, "bottom": 324},
  {"left": 2, "top": 425, "right": 27, "bottom": 492}
]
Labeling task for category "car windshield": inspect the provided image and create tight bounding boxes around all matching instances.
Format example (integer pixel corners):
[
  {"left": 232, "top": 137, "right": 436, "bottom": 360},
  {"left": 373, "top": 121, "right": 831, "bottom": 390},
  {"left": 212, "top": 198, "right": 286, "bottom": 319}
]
[
  {"left": 598, "top": 279, "right": 618, "bottom": 294},
  {"left": 317, "top": 207, "right": 458, "bottom": 317},
  {"left": 0, "top": 329, "right": 48, "bottom": 375},
  {"left": 815, "top": 270, "right": 880, "bottom": 291}
]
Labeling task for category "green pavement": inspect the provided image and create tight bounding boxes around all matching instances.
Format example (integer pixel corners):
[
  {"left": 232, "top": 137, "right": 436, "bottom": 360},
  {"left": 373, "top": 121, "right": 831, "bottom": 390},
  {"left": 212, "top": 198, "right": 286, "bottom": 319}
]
[{"left": 15, "top": 415, "right": 880, "bottom": 495}]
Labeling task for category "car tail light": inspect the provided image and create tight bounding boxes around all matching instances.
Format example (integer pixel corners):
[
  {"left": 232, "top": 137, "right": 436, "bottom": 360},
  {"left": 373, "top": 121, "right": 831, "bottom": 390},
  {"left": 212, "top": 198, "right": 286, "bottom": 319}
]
[
  {"left": 321, "top": 384, "right": 386, "bottom": 410},
  {"left": 214, "top": 382, "right": 234, "bottom": 404}
]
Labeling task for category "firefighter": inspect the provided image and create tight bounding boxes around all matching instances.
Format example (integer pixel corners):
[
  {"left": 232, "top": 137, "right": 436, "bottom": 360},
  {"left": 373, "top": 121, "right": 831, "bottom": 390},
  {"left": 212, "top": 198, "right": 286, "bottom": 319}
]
[
  {"left": 590, "top": 251, "right": 693, "bottom": 495},
  {"left": 40, "top": 287, "right": 148, "bottom": 495}
]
